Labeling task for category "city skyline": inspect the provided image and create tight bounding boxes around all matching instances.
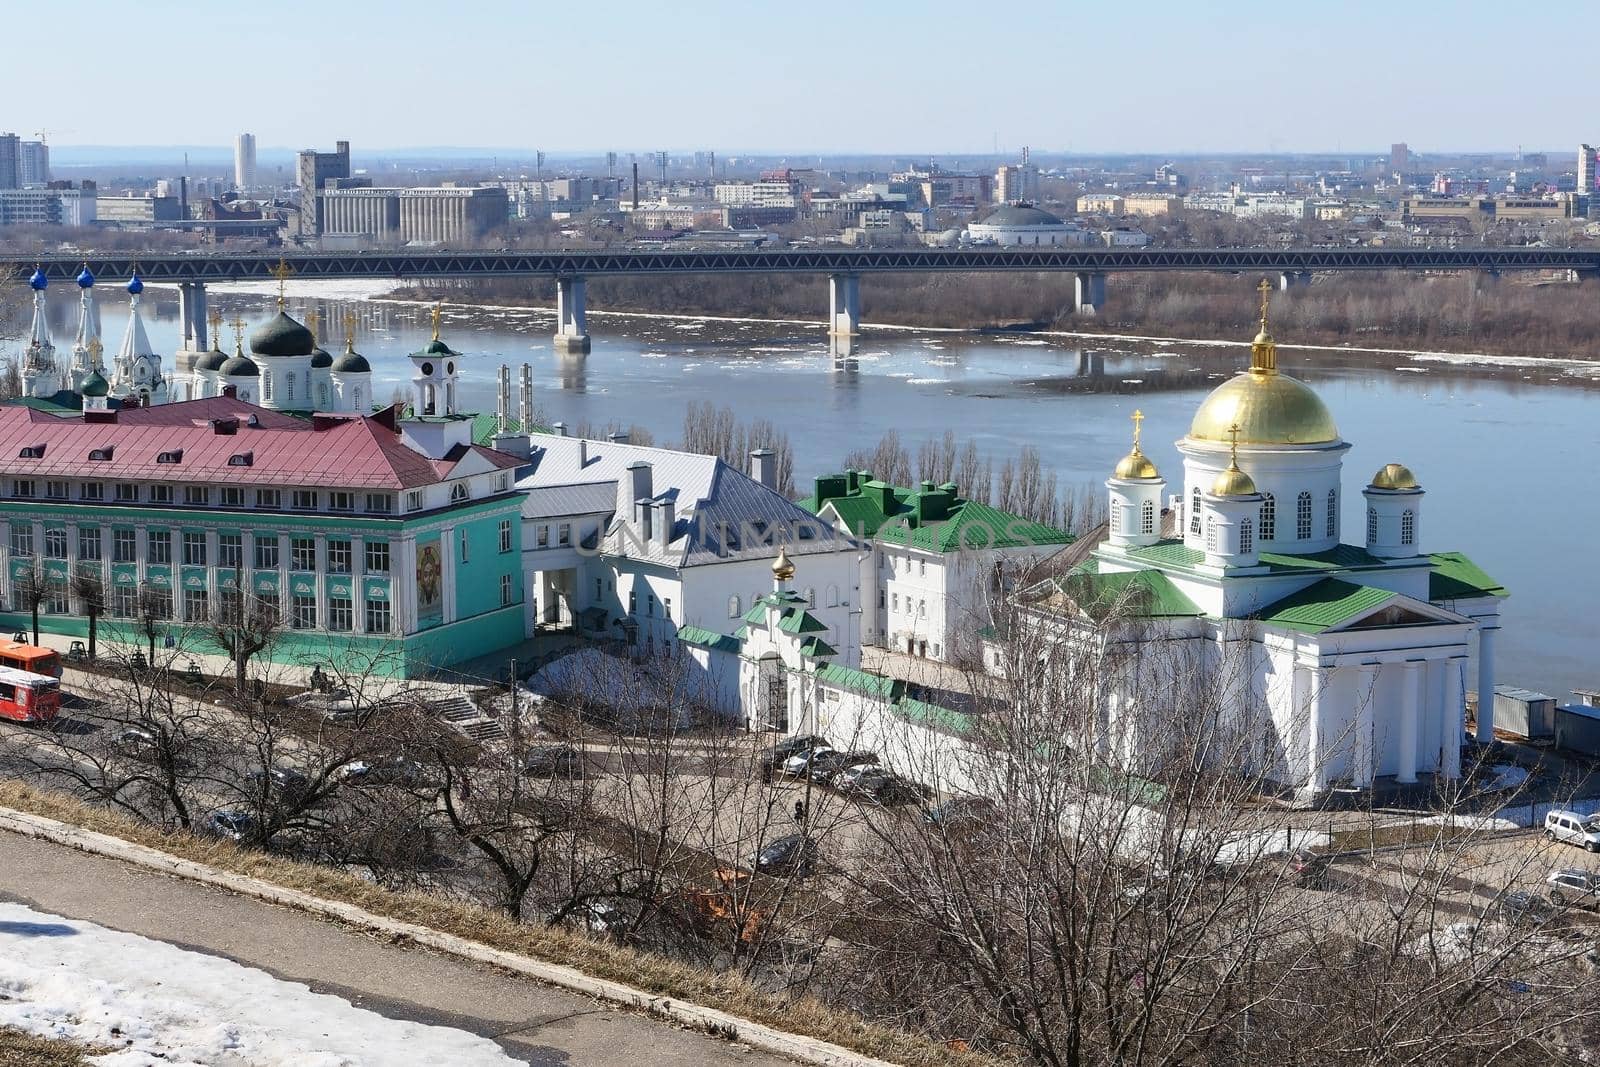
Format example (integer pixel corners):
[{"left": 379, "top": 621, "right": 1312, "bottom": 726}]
[{"left": 12, "top": 0, "right": 1600, "bottom": 157}]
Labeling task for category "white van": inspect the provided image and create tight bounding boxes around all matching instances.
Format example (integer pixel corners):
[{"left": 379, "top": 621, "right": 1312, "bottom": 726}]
[{"left": 1543, "top": 809, "right": 1600, "bottom": 851}]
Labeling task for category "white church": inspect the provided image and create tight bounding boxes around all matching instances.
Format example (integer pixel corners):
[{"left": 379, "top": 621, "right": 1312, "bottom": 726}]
[{"left": 1022, "top": 283, "right": 1507, "bottom": 797}]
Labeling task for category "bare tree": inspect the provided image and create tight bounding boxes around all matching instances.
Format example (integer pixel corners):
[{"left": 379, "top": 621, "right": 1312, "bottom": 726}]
[
  {"left": 70, "top": 569, "right": 106, "bottom": 661},
  {"left": 207, "top": 588, "right": 281, "bottom": 692},
  {"left": 11, "top": 563, "right": 48, "bottom": 645}
]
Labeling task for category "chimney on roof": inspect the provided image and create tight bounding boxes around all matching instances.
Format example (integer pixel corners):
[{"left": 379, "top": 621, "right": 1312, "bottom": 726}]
[
  {"left": 552, "top": 421, "right": 566, "bottom": 437},
  {"left": 622, "top": 460, "right": 653, "bottom": 527},
  {"left": 750, "top": 448, "right": 776, "bottom": 490},
  {"left": 211, "top": 417, "right": 239, "bottom": 435},
  {"left": 654, "top": 496, "right": 675, "bottom": 547},
  {"left": 609, "top": 430, "right": 630, "bottom": 445},
  {"left": 578, "top": 438, "right": 588, "bottom": 466},
  {"left": 638, "top": 498, "right": 653, "bottom": 542},
  {"left": 222, "top": 384, "right": 238, "bottom": 399}
]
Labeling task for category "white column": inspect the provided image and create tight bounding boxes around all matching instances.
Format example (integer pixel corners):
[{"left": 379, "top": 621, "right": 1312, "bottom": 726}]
[
  {"left": 0, "top": 518, "right": 10, "bottom": 604},
  {"left": 314, "top": 534, "right": 329, "bottom": 630},
  {"left": 1441, "top": 657, "right": 1464, "bottom": 780},
  {"left": 1299, "top": 663, "right": 1326, "bottom": 792},
  {"left": 1397, "top": 660, "right": 1423, "bottom": 784},
  {"left": 441, "top": 529, "right": 457, "bottom": 625},
  {"left": 352, "top": 535, "right": 367, "bottom": 635},
  {"left": 1475, "top": 623, "right": 1498, "bottom": 743},
  {"left": 205, "top": 529, "right": 220, "bottom": 608},
  {"left": 1354, "top": 662, "right": 1378, "bottom": 789},
  {"left": 828, "top": 273, "right": 860, "bottom": 337}
]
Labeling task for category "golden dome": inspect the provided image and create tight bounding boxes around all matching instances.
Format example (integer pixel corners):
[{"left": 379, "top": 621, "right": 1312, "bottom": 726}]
[
  {"left": 1113, "top": 446, "right": 1160, "bottom": 480},
  {"left": 1370, "top": 462, "right": 1418, "bottom": 490},
  {"left": 1189, "top": 370, "right": 1339, "bottom": 446},
  {"left": 1211, "top": 462, "right": 1258, "bottom": 498},
  {"left": 772, "top": 546, "right": 796, "bottom": 581},
  {"left": 1191, "top": 279, "right": 1339, "bottom": 447}
]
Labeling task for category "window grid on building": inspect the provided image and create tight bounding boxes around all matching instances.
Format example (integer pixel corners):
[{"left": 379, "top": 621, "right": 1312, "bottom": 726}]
[
  {"left": 499, "top": 520, "right": 512, "bottom": 553},
  {"left": 364, "top": 599, "right": 390, "bottom": 634},
  {"left": 1325, "top": 490, "right": 1337, "bottom": 538},
  {"left": 1259, "top": 493, "right": 1275, "bottom": 541},
  {"left": 291, "top": 538, "right": 316, "bottom": 571},
  {"left": 183, "top": 588, "right": 208, "bottom": 621},
  {"left": 182, "top": 532, "right": 207, "bottom": 567},
  {"left": 500, "top": 574, "right": 512, "bottom": 607},
  {"left": 327, "top": 540, "right": 351, "bottom": 574},
  {"left": 1401, "top": 509, "right": 1415, "bottom": 545},
  {"left": 255, "top": 536, "right": 279, "bottom": 570},
  {"left": 44, "top": 528, "right": 66, "bottom": 559},
  {"left": 292, "top": 595, "right": 316, "bottom": 629},
  {"left": 218, "top": 534, "right": 242, "bottom": 569},
  {"left": 1367, "top": 507, "right": 1377, "bottom": 543},
  {"left": 328, "top": 598, "right": 353, "bottom": 632},
  {"left": 255, "top": 489, "right": 280, "bottom": 510},
  {"left": 1205, "top": 516, "right": 1218, "bottom": 552},
  {"left": 113, "top": 529, "right": 135, "bottom": 563},
  {"left": 1190, "top": 487, "right": 1201, "bottom": 535},
  {"left": 149, "top": 485, "right": 172, "bottom": 504},
  {"left": 78, "top": 527, "right": 101, "bottom": 561},
  {"left": 148, "top": 530, "right": 171, "bottom": 564},
  {"left": 1141, "top": 499, "right": 1155, "bottom": 535},
  {"left": 364, "top": 541, "right": 389, "bottom": 575},
  {"left": 9, "top": 527, "right": 31, "bottom": 558},
  {"left": 1296, "top": 491, "right": 1313, "bottom": 540},
  {"left": 1240, "top": 518, "right": 1253, "bottom": 554}
]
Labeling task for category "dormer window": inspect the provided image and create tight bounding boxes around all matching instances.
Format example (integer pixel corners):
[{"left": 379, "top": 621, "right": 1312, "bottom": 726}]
[
  {"left": 89, "top": 446, "right": 114, "bottom": 462},
  {"left": 450, "top": 483, "right": 469, "bottom": 503},
  {"left": 18, "top": 444, "right": 45, "bottom": 459},
  {"left": 228, "top": 452, "right": 253, "bottom": 467},
  {"left": 156, "top": 449, "right": 183, "bottom": 465}
]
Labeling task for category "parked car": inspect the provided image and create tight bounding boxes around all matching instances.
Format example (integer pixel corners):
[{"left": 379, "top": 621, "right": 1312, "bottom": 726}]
[
  {"left": 806, "top": 750, "right": 877, "bottom": 784},
  {"left": 756, "top": 735, "right": 829, "bottom": 781},
  {"left": 838, "top": 765, "right": 924, "bottom": 805},
  {"left": 204, "top": 810, "right": 255, "bottom": 842},
  {"left": 523, "top": 744, "right": 583, "bottom": 779},
  {"left": 339, "top": 755, "right": 434, "bottom": 788},
  {"left": 248, "top": 767, "right": 311, "bottom": 802},
  {"left": 1288, "top": 848, "right": 1333, "bottom": 888},
  {"left": 1546, "top": 868, "right": 1600, "bottom": 908},
  {"left": 1496, "top": 889, "right": 1556, "bottom": 926},
  {"left": 780, "top": 746, "right": 834, "bottom": 779},
  {"left": 753, "top": 833, "right": 819, "bottom": 877},
  {"left": 923, "top": 795, "right": 997, "bottom": 828},
  {"left": 1543, "top": 809, "right": 1600, "bottom": 851},
  {"left": 113, "top": 727, "right": 161, "bottom": 762}
]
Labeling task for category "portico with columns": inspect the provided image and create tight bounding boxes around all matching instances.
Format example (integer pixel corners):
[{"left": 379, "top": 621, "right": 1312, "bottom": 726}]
[{"left": 1022, "top": 281, "right": 1507, "bottom": 799}]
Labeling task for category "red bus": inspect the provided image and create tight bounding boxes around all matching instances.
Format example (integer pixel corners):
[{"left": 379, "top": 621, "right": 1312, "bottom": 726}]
[
  {"left": 0, "top": 641, "right": 61, "bottom": 679},
  {"left": 0, "top": 664, "right": 61, "bottom": 724}
]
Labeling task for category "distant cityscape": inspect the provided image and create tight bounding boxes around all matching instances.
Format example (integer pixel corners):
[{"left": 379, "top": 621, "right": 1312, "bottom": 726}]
[{"left": 4, "top": 131, "right": 1600, "bottom": 253}]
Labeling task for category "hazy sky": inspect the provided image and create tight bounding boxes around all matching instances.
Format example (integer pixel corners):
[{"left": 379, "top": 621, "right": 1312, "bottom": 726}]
[{"left": 13, "top": 0, "right": 1592, "bottom": 156}]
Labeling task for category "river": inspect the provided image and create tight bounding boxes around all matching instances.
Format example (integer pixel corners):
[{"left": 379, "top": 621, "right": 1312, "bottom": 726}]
[{"left": 54, "top": 282, "right": 1600, "bottom": 702}]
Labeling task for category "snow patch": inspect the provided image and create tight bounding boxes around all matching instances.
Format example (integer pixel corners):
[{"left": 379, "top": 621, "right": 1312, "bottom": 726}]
[{"left": 0, "top": 902, "right": 519, "bottom": 1066}]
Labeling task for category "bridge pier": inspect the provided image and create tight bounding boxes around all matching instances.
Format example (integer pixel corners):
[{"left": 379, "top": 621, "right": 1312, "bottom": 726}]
[
  {"left": 178, "top": 282, "right": 209, "bottom": 350},
  {"left": 828, "top": 273, "right": 861, "bottom": 338},
  {"left": 553, "top": 276, "right": 590, "bottom": 354},
  {"left": 1278, "top": 270, "right": 1312, "bottom": 290},
  {"left": 1074, "top": 271, "right": 1106, "bottom": 315}
]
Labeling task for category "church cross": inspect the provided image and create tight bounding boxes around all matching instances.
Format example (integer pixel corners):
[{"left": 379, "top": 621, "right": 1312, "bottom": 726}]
[
  {"left": 343, "top": 311, "right": 358, "bottom": 351},
  {"left": 1256, "top": 277, "right": 1272, "bottom": 331},
  {"left": 208, "top": 308, "right": 223, "bottom": 349},
  {"left": 306, "top": 308, "right": 320, "bottom": 344},
  {"left": 230, "top": 315, "right": 246, "bottom": 354},
  {"left": 1130, "top": 408, "right": 1145, "bottom": 450},
  {"left": 270, "top": 258, "right": 294, "bottom": 309},
  {"left": 1227, "top": 422, "right": 1242, "bottom": 466},
  {"left": 430, "top": 302, "right": 443, "bottom": 341}
]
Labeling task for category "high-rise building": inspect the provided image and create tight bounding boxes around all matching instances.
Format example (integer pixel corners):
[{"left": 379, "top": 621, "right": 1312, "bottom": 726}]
[
  {"left": 995, "top": 164, "right": 1039, "bottom": 205},
  {"left": 234, "top": 133, "right": 257, "bottom": 191},
  {"left": 1390, "top": 142, "right": 1410, "bottom": 174},
  {"left": 295, "top": 140, "right": 351, "bottom": 236},
  {"left": 18, "top": 141, "right": 48, "bottom": 185},
  {"left": 1580, "top": 144, "right": 1596, "bottom": 193},
  {"left": 0, "top": 133, "right": 19, "bottom": 189}
]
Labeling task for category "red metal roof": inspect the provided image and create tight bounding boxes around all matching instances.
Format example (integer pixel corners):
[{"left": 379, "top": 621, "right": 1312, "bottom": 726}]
[{"left": 0, "top": 397, "right": 517, "bottom": 491}]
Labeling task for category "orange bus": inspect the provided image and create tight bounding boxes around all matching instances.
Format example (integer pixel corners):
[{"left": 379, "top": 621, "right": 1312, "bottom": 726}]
[
  {"left": 0, "top": 664, "right": 61, "bottom": 724},
  {"left": 0, "top": 641, "right": 61, "bottom": 680}
]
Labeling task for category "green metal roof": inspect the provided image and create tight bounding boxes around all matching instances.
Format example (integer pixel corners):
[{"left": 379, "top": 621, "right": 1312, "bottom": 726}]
[
  {"left": 816, "top": 663, "right": 905, "bottom": 701},
  {"left": 1122, "top": 540, "right": 1205, "bottom": 567},
  {"left": 1258, "top": 543, "right": 1391, "bottom": 571},
  {"left": 894, "top": 696, "right": 972, "bottom": 736},
  {"left": 777, "top": 609, "right": 829, "bottom": 635},
  {"left": 1046, "top": 569, "right": 1204, "bottom": 621},
  {"left": 675, "top": 625, "right": 742, "bottom": 654},
  {"left": 798, "top": 636, "right": 838, "bottom": 659},
  {"left": 1253, "top": 577, "right": 1397, "bottom": 634},
  {"left": 801, "top": 477, "right": 1073, "bottom": 554},
  {"left": 742, "top": 602, "right": 770, "bottom": 624},
  {"left": 1428, "top": 551, "right": 1509, "bottom": 601}
]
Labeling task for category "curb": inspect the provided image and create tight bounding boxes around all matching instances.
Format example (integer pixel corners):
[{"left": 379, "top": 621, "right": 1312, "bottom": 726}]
[{"left": 0, "top": 807, "right": 900, "bottom": 1067}]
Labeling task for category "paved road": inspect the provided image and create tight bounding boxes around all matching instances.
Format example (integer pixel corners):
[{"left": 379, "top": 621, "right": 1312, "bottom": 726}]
[{"left": 0, "top": 830, "right": 795, "bottom": 1067}]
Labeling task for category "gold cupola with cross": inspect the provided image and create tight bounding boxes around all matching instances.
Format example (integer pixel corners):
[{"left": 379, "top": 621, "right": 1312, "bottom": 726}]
[
  {"left": 1188, "top": 278, "right": 1339, "bottom": 446},
  {"left": 1113, "top": 408, "right": 1161, "bottom": 480}
]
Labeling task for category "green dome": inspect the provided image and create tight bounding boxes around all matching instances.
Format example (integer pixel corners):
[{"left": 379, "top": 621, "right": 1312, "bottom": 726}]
[
  {"left": 249, "top": 311, "right": 314, "bottom": 358},
  {"left": 80, "top": 371, "right": 110, "bottom": 397},
  {"left": 331, "top": 350, "right": 371, "bottom": 373},
  {"left": 413, "top": 338, "right": 458, "bottom": 358},
  {"left": 310, "top": 347, "right": 333, "bottom": 369},
  {"left": 220, "top": 353, "right": 260, "bottom": 377}
]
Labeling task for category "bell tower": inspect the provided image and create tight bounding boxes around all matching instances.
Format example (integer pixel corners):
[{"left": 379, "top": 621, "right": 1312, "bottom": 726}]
[{"left": 409, "top": 303, "right": 461, "bottom": 416}]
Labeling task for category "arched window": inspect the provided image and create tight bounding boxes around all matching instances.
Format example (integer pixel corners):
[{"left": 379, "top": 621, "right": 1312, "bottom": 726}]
[
  {"left": 1401, "top": 509, "right": 1415, "bottom": 545},
  {"left": 352, "top": 386, "right": 363, "bottom": 411},
  {"left": 1205, "top": 515, "right": 1218, "bottom": 552},
  {"left": 1296, "top": 491, "right": 1313, "bottom": 540},
  {"left": 262, "top": 373, "right": 272, "bottom": 401},
  {"left": 1259, "top": 493, "right": 1276, "bottom": 541},
  {"left": 1141, "top": 498, "right": 1155, "bottom": 535},
  {"left": 1367, "top": 507, "right": 1378, "bottom": 543},
  {"left": 728, "top": 594, "right": 740, "bottom": 618},
  {"left": 1325, "top": 489, "right": 1337, "bottom": 538},
  {"left": 825, "top": 584, "right": 839, "bottom": 608},
  {"left": 1240, "top": 517, "right": 1253, "bottom": 554},
  {"left": 1110, "top": 506, "right": 1122, "bottom": 535},
  {"left": 286, "top": 372, "right": 297, "bottom": 403},
  {"left": 1190, "top": 487, "right": 1201, "bottom": 535},
  {"left": 804, "top": 587, "right": 815, "bottom": 606},
  {"left": 318, "top": 383, "right": 330, "bottom": 409}
]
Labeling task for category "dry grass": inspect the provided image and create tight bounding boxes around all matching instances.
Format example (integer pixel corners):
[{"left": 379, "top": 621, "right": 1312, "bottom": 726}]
[
  {"left": 0, "top": 1027, "right": 109, "bottom": 1067},
  {"left": 0, "top": 781, "right": 996, "bottom": 1067}
]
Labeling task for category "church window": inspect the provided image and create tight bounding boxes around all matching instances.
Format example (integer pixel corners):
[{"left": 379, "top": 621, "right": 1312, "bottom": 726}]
[
  {"left": 1240, "top": 518, "right": 1253, "bottom": 554},
  {"left": 1205, "top": 516, "right": 1218, "bottom": 553},
  {"left": 1326, "top": 489, "right": 1337, "bottom": 538},
  {"left": 262, "top": 373, "right": 272, "bottom": 401},
  {"left": 1141, "top": 499, "right": 1155, "bottom": 535},
  {"left": 728, "top": 595, "right": 741, "bottom": 618},
  {"left": 1367, "top": 507, "right": 1377, "bottom": 543},
  {"left": 1110, "top": 507, "right": 1122, "bottom": 535},
  {"left": 318, "top": 384, "right": 329, "bottom": 409},
  {"left": 1401, "top": 509, "right": 1415, "bottom": 546},
  {"left": 352, "top": 387, "right": 363, "bottom": 411},
  {"left": 286, "top": 372, "right": 296, "bottom": 403},
  {"left": 1259, "top": 494, "right": 1275, "bottom": 541},
  {"left": 1296, "top": 491, "right": 1313, "bottom": 540},
  {"left": 1190, "top": 487, "right": 1201, "bottom": 535}
]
